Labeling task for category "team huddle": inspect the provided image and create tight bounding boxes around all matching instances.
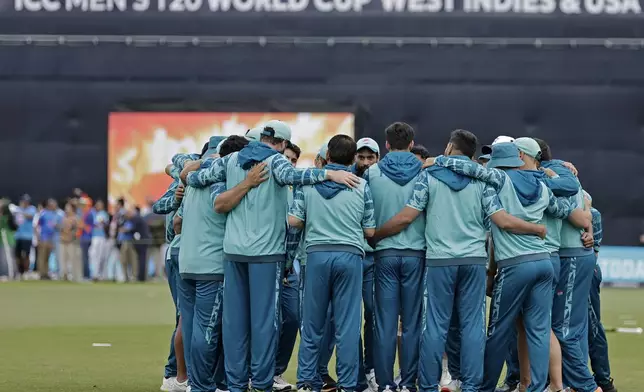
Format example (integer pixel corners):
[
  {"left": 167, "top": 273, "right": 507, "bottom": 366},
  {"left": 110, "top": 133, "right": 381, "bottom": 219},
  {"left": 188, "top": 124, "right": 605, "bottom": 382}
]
[{"left": 154, "top": 121, "right": 617, "bottom": 392}]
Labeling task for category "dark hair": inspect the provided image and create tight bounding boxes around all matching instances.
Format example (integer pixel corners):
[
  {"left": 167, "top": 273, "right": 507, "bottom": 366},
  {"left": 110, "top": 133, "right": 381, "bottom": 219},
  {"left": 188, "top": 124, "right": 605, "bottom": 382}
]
[
  {"left": 260, "top": 126, "right": 285, "bottom": 145},
  {"left": 385, "top": 122, "right": 415, "bottom": 150},
  {"left": 219, "top": 135, "right": 249, "bottom": 157},
  {"left": 117, "top": 198, "right": 125, "bottom": 207},
  {"left": 286, "top": 141, "right": 301, "bottom": 159},
  {"left": 327, "top": 134, "right": 357, "bottom": 166},
  {"left": 533, "top": 138, "right": 552, "bottom": 161},
  {"left": 449, "top": 129, "right": 478, "bottom": 158},
  {"left": 199, "top": 142, "right": 209, "bottom": 158},
  {"left": 411, "top": 144, "right": 430, "bottom": 159}
]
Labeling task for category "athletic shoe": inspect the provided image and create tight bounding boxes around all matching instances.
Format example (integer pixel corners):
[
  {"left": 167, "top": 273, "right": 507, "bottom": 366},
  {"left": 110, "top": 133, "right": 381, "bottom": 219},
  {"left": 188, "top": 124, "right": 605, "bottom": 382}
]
[
  {"left": 273, "top": 375, "right": 294, "bottom": 391},
  {"left": 495, "top": 383, "right": 518, "bottom": 392},
  {"left": 298, "top": 384, "right": 314, "bottom": 392},
  {"left": 439, "top": 367, "right": 452, "bottom": 387},
  {"left": 366, "top": 369, "right": 378, "bottom": 392},
  {"left": 186, "top": 386, "right": 191, "bottom": 392},
  {"left": 321, "top": 374, "right": 337, "bottom": 392},
  {"left": 161, "top": 377, "right": 188, "bottom": 392},
  {"left": 440, "top": 380, "right": 462, "bottom": 392},
  {"left": 598, "top": 378, "right": 616, "bottom": 392}
]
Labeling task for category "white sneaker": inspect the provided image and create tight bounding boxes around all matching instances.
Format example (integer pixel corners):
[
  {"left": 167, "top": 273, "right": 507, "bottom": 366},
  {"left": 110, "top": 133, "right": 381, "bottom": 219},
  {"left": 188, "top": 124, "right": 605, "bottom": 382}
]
[
  {"left": 161, "top": 377, "right": 188, "bottom": 392},
  {"left": 440, "top": 380, "right": 462, "bottom": 392},
  {"left": 186, "top": 386, "right": 191, "bottom": 392},
  {"left": 273, "top": 375, "right": 294, "bottom": 391},
  {"left": 439, "top": 367, "right": 452, "bottom": 387},
  {"left": 366, "top": 369, "right": 378, "bottom": 392}
]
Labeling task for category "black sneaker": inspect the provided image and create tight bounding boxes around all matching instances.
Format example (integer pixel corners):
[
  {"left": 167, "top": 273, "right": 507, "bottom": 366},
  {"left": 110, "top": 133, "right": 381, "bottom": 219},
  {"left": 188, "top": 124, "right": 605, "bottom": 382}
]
[
  {"left": 598, "top": 378, "right": 617, "bottom": 392},
  {"left": 298, "top": 384, "right": 314, "bottom": 392},
  {"left": 321, "top": 374, "right": 337, "bottom": 392}
]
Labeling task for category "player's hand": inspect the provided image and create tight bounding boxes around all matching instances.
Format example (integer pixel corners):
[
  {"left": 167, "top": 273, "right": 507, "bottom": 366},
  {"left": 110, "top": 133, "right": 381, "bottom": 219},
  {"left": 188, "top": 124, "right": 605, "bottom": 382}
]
[
  {"left": 541, "top": 168, "right": 556, "bottom": 178},
  {"left": 366, "top": 236, "right": 378, "bottom": 249},
  {"left": 246, "top": 162, "right": 269, "bottom": 188},
  {"left": 423, "top": 157, "right": 436, "bottom": 168},
  {"left": 581, "top": 232, "right": 594, "bottom": 248},
  {"left": 327, "top": 170, "right": 361, "bottom": 188},
  {"left": 536, "top": 224, "right": 547, "bottom": 240},
  {"left": 562, "top": 161, "right": 578, "bottom": 177},
  {"left": 174, "top": 184, "right": 185, "bottom": 202}
]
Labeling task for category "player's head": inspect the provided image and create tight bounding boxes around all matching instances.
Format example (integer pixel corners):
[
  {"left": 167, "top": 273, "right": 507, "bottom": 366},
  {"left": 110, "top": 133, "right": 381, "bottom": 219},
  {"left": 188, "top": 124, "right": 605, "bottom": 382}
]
[
  {"left": 385, "top": 122, "right": 415, "bottom": 151},
  {"left": 487, "top": 142, "right": 525, "bottom": 170},
  {"left": 219, "top": 135, "right": 249, "bottom": 158},
  {"left": 260, "top": 120, "right": 292, "bottom": 153},
  {"left": 19, "top": 194, "right": 31, "bottom": 208},
  {"left": 514, "top": 137, "right": 542, "bottom": 169},
  {"left": 533, "top": 137, "right": 552, "bottom": 162},
  {"left": 411, "top": 144, "right": 430, "bottom": 162},
  {"left": 355, "top": 137, "right": 380, "bottom": 175},
  {"left": 95, "top": 199, "right": 105, "bottom": 211},
  {"left": 327, "top": 134, "right": 357, "bottom": 166},
  {"left": 315, "top": 143, "right": 328, "bottom": 169},
  {"left": 284, "top": 141, "right": 301, "bottom": 166},
  {"left": 445, "top": 129, "right": 478, "bottom": 159}
]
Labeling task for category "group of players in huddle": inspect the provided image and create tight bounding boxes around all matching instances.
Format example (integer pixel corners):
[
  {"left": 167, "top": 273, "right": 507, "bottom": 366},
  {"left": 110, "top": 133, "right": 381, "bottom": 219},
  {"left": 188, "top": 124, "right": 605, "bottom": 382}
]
[{"left": 153, "top": 120, "right": 617, "bottom": 392}]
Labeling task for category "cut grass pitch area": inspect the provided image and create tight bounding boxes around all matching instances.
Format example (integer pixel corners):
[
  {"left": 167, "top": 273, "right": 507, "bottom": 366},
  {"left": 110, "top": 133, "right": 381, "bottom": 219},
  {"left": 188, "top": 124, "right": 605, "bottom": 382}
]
[{"left": 0, "top": 282, "right": 642, "bottom": 392}]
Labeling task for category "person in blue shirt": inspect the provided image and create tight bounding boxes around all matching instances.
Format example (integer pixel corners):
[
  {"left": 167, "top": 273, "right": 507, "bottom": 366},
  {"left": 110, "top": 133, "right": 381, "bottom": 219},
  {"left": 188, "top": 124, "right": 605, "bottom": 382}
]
[
  {"left": 429, "top": 142, "right": 591, "bottom": 392},
  {"left": 37, "top": 199, "right": 61, "bottom": 280},
  {"left": 89, "top": 200, "right": 111, "bottom": 280},
  {"left": 353, "top": 137, "right": 380, "bottom": 392},
  {"left": 118, "top": 207, "right": 138, "bottom": 282},
  {"left": 14, "top": 194, "right": 36, "bottom": 278},
  {"left": 586, "top": 199, "right": 618, "bottom": 392},
  {"left": 372, "top": 131, "right": 549, "bottom": 392},
  {"left": 175, "top": 121, "right": 360, "bottom": 392},
  {"left": 289, "top": 134, "right": 376, "bottom": 392},
  {"left": 361, "top": 123, "right": 425, "bottom": 392}
]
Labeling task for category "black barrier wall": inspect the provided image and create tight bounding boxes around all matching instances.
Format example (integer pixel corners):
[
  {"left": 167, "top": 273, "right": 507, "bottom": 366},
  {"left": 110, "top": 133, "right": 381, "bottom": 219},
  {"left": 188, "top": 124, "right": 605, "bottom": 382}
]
[{"left": 0, "top": 43, "right": 643, "bottom": 245}]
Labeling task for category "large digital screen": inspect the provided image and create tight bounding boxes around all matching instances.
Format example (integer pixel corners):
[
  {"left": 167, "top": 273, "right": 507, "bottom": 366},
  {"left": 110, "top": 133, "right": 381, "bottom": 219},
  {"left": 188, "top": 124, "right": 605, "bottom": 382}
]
[{"left": 108, "top": 112, "right": 355, "bottom": 207}]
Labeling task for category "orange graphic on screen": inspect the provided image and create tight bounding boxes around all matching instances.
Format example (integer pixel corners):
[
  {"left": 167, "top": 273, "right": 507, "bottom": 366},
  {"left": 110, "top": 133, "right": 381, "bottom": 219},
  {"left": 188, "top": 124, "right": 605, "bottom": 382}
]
[{"left": 108, "top": 112, "right": 355, "bottom": 207}]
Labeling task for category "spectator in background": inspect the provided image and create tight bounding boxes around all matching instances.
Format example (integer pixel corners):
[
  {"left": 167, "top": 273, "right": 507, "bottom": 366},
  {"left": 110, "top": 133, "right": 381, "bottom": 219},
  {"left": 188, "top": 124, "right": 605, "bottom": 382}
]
[
  {"left": 14, "top": 195, "right": 36, "bottom": 279},
  {"left": 90, "top": 200, "right": 110, "bottom": 281},
  {"left": 78, "top": 197, "right": 94, "bottom": 281},
  {"left": 31, "top": 201, "right": 45, "bottom": 277},
  {"left": 144, "top": 206, "right": 166, "bottom": 280},
  {"left": 0, "top": 199, "right": 17, "bottom": 280},
  {"left": 59, "top": 203, "right": 80, "bottom": 281},
  {"left": 132, "top": 206, "right": 151, "bottom": 282},
  {"left": 37, "top": 199, "right": 61, "bottom": 280},
  {"left": 118, "top": 207, "right": 138, "bottom": 282}
]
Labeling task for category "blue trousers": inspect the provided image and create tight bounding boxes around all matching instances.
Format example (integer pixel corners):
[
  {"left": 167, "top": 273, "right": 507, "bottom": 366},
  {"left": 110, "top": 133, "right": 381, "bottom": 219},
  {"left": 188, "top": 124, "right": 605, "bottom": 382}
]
[
  {"left": 224, "top": 261, "right": 282, "bottom": 392},
  {"left": 501, "top": 253, "right": 561, "bottom": 388},
  {"left": 178, "top": 278, "right": 226, "bottom": 392},
  {"left": 420, "top": 265, "right": 486, "bottom": 392},
  {"left": 164, "top": 252, "right": 181, "bottom": 379},
  {"left": 552, "top": 253, "right": 598, "bottom": 392},
  {"left": 446, "top": 310, "right": 461, "bottom": 381},
  {"left": 276, "top": 270, "right": 300, "bottom": 376},
  {"left": 588, "top": 261, "right": 611, "bottom": 386},
  {"left": 373, "top": 255, "right": 424, "bottom": 392},
  {"left": 362, "top": 253, "right": 375, "bottom": 373},
  {"left": 298, "top": 265, "right": 336, "bottom": 381},
  {"left": 482, "top": 259, "right": 553, "bottom": 392},
  {"left": 297, "top": 251, "right": 363, "bottom": 391}
]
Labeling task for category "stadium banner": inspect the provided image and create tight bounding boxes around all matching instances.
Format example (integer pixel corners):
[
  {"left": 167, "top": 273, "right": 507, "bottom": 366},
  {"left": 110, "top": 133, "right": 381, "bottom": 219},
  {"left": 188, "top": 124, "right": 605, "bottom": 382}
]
[
  {"left": 108, "top": 112, "right": 354, "bottom": 207},
  {"left": 3, "top": 0, "right": 642, "bottom": 15},
  {"left": 597, "top": 246, "right": 644, "bottom": 286}
]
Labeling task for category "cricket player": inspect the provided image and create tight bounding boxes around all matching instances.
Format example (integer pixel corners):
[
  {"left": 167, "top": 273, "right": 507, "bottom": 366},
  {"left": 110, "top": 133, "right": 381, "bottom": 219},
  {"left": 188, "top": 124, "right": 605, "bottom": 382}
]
[
  {"left": 177, "top": 135, "right": 268, "bottom": 392},
  {"left": 274, "top": 141, "right": 303, "bottom": 392},
  {"left": 374, "top": 131, "right": 547, "bottom": 392},
  {"left": 362, "top": 122, "right": 425, "bottom": 392},
  {"left": 431, "top": 142, "right": 590, "bottom": 392},
  {"left": 587, "top": 201, "right": 618, "bottom": 392},
  {"left": 174, "top": 121, "right": 359, "bottom": 392},
  {"left": 353, "top": 137, "right": 380, "bottom": 392},
  {"left": 535, "top": 140, "right": 601, "bottom": 392},
  {"left": 155, "top": 150, "right": 198, "bottom": 392},
  {"left": 289, "top": 134, "right": 376, "bottom": 392}
]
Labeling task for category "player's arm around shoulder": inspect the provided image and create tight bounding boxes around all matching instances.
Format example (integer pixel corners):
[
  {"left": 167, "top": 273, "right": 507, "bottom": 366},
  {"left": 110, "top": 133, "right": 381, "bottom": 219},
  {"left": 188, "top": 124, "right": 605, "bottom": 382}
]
[
  {"left": 287, "top": 185, "right": 306, "bottom": 229},
  {"left": 362, "top": 182, "right": 376, "bottom": 238}
]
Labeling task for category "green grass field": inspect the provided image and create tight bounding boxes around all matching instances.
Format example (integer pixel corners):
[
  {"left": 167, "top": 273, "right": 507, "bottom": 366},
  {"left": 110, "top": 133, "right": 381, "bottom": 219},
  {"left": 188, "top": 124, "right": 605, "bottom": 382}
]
[{"left": 0, "top": 282, "right": 642, "bottom": 392}]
